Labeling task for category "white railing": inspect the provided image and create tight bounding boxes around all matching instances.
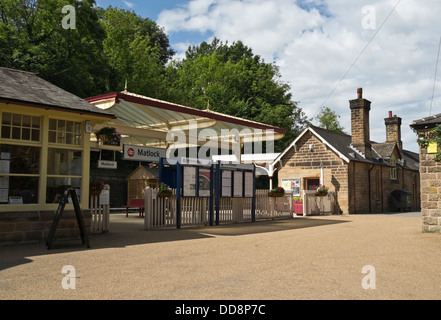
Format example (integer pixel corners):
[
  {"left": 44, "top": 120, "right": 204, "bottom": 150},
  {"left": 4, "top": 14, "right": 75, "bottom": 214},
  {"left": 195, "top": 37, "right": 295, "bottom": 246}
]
[{"left": 144, "top": 188, "right": 294, "bottom": 230}]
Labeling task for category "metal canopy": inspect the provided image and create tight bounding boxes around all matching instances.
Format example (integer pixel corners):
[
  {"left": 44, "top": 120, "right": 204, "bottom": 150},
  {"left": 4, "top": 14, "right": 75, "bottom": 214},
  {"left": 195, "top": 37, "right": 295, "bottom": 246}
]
[{"left": 86, "top": 91, "right": 286, "bottom": 151}]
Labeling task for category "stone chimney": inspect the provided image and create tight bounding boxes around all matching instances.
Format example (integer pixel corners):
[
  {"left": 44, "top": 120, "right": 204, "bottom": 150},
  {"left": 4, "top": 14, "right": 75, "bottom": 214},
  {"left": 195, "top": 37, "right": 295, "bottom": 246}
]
[
  {"left": 385, "top": 111, "right": 402, "bottom": 151},
  {"left": 350, "top": 88, "right": 372, "bottom": 159}
]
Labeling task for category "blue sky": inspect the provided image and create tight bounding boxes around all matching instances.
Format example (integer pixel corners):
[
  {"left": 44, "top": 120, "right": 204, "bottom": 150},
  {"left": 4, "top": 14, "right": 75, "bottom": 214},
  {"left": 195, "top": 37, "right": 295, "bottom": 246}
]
[{"left": 94, "top": 0, "right": 441, "bottom": 153}]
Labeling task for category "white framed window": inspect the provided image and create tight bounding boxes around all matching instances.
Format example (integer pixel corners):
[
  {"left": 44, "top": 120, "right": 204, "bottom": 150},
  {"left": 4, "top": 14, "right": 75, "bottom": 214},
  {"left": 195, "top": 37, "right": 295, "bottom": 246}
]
[{"left": 48, "top": 119, "right": 82, "bottom": 146}]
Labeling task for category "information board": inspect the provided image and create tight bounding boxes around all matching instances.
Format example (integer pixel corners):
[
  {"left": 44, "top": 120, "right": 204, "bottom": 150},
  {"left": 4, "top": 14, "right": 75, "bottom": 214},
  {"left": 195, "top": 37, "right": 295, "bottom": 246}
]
[
  {"left": 199, "top": 168, "right": 211, "bottom": 197},
  {"left": 221, "top": 170, "right": 232, "bottom": 197},
  {"left": 183, "top": 166, "right": 197, "bottom": 197},
  {"left": 233, "top": 171, "right": 243, "bottom": 197}
]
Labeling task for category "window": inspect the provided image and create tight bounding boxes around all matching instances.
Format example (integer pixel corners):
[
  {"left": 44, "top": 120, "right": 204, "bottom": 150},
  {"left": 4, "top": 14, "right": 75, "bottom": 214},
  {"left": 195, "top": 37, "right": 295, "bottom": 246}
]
[
  {"left": 390, "top": 167, "right": 397, "bottom": 180},
  {"left": 0, "top": 145, "right": 40, "bottom": 204},
  {"left": 1, "top": 112, "right": 41, "bottom": 142},
  {"left": 46, "top": 148, "right": 82, "bottom": 203},
  {"left": 49, "top": 119, "right": 82, "bottom": 146}
]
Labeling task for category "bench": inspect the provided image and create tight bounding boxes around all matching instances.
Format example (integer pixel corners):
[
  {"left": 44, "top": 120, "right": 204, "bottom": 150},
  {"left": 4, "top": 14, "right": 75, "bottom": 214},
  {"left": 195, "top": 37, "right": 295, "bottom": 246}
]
[{"left": 123, "top": 198, "right": 145, "bottom": 218}]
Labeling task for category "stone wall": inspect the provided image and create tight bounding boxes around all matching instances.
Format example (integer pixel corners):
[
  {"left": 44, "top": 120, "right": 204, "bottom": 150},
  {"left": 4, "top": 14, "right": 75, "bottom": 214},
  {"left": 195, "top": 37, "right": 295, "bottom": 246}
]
[
  {"left": 277, "top": 132, "right": 349, "bottom": 214},
  {"left": 0, "top": 210, "right": 91, "bottom": 245},
  {"left": 419, "top": 147, "right": 441, "bottom": 232}
]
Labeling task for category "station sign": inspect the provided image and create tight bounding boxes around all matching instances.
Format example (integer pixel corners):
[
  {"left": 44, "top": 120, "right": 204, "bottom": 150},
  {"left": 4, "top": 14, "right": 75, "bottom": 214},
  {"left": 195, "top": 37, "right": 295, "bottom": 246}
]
[
  {"left": 123, "top": 144, "right": 166, "bottom": 162},
  {"left": 98, "top": 160, "right": 118, "bottom": 169}
]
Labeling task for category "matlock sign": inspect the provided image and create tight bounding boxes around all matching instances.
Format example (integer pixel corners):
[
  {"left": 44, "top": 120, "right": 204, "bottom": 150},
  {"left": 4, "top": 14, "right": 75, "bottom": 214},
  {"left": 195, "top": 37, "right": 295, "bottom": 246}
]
[{"left": 123, "top": 144, "right": 166, "bottom": 162}]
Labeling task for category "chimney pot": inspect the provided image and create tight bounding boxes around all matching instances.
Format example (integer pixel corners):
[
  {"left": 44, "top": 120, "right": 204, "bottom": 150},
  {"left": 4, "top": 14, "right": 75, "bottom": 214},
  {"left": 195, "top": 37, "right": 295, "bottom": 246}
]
[
  {"left": 389, "top": 111, "right": 393, "bottom": 118},
  {"left": 357, "top": 88, "right": 363, "bottom": 99}
]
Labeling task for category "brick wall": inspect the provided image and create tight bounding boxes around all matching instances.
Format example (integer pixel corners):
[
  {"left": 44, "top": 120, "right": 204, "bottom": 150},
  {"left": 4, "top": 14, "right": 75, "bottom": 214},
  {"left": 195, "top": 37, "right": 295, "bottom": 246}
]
[
  {"left": 419, "top": 146, "right": 441, "bottom": 232},
  {"left": 0, "top": 210, "right": 91, "bottom": 245}
]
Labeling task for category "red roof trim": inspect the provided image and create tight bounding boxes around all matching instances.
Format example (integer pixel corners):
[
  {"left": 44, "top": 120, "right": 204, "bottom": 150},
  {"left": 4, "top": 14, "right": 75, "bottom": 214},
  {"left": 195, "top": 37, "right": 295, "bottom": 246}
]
[
  {"left": 86, "top": 92, "right": 286, "bottom": 134},
  {"left": 85, "top": 93, "right": 119, "bottom": 103}
]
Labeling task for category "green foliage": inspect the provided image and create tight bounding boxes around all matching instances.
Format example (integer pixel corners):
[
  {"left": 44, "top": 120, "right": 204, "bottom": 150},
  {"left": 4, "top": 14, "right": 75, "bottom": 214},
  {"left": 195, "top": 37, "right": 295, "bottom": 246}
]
[
  {"left": 0, "top": 0, "right": 109, "bottom": 97},
  {"left": 315, "top": 106, "right": 346, "bottom": 134},
  {"left": 99, "top": 6, "right": 173, "bottom": 96},
  {"left": 416, "top": 124, "right": 441, "bottom": 162},
  {"left": 0, "top": 5, "right": 308, "bottom": 152},
  {"left": 163, "top": 39, "right": 309, "bottom": 151}
]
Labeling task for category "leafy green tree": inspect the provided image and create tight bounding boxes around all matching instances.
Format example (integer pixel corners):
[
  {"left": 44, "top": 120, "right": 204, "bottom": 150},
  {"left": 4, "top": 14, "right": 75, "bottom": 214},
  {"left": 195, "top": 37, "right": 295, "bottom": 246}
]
[
  {"left": 315, "top": 106, "right": 346, "bottom": 134},
  {"left": 0, "top": 0, "right": 109, "bottom": 97},
  {"left": 164, "top": 39, "right": 308, "bottom": 151},
  {"left": 99, "top": 7, "right": 174, "bottom": 96}
]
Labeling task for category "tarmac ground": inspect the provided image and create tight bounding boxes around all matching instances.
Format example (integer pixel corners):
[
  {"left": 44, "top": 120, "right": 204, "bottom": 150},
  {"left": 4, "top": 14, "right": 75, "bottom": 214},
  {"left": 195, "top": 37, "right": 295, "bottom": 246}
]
[{"left": 1, "top": 211, "right": 441, "bottom": 301}]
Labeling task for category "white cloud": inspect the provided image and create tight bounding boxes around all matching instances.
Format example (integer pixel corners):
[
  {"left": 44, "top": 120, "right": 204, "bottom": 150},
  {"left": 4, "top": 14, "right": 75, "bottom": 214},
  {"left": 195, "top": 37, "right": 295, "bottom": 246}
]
[
  {"left": 123, "top": 1, "right": 135, "bottom": 9},
  {"left": 158, "top": 0, "right": 441, "bottom": 152}
]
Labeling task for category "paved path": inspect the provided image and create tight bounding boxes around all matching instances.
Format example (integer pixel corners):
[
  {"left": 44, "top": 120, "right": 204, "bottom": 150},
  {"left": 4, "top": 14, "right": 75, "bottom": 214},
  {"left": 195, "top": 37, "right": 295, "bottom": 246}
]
[{"left": 1, "top": 212, "right": 440, "bottom": 300}]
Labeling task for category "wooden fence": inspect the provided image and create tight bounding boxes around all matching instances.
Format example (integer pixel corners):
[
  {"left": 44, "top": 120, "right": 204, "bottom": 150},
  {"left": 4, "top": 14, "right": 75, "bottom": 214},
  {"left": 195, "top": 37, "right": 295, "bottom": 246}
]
[
  {"left": 303, "top": 191, "right": 336, "bottom": 215},
  {"left": 144, "top": 188, "right": 294, "bottom": 230}
]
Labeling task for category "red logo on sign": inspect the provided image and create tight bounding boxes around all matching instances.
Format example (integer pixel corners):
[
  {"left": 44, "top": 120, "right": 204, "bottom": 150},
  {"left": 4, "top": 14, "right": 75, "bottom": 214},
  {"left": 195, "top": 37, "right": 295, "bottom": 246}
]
[{"left": 127, "top": 148, "right": 135, "bottom": 158}]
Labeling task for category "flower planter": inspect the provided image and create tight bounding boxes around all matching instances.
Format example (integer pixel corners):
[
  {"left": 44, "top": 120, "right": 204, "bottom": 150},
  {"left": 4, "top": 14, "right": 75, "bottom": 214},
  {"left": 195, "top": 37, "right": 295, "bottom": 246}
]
[
  {"left": 294, "top": 200, "right": 303, "bottom": 215},
  {"left": 158, "top": 192, "right": 172, "bottom": 198},
  {"left": 315, "top": 193, "right": 328, "bottom": 197},
  {"left": 269, "top": 193, "right": 284, "bottom": 198}
]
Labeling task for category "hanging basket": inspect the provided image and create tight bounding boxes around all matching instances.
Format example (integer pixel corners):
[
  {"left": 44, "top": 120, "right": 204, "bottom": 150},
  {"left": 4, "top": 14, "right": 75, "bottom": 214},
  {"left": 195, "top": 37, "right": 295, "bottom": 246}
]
[
  {"left": 269, "top": 192, "right": 284, "bottom": 198},
  {"left": 158, "top": 192, "right": 173, "bottom": 198}
]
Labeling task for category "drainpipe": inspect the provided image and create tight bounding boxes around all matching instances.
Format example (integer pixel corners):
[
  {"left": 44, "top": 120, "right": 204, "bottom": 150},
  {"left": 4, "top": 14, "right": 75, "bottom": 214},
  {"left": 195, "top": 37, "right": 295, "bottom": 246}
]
[
  {"left": 380, "top": 166, "right": 384, "bottom": 212},
  {"left": 368, "top": 165, "right": 375, "bottom": 213}
]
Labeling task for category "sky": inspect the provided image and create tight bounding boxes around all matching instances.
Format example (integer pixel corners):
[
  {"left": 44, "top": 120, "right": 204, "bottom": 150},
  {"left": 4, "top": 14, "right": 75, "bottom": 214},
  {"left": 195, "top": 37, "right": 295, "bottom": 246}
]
[{"left": 95, "top": 0, "right": 441, "bottom": 153}]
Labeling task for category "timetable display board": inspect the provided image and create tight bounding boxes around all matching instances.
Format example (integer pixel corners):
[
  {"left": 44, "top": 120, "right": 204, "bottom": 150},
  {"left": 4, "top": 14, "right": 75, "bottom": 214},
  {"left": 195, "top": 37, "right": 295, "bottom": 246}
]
[
  {"left": 183, "top": 166, "right": 197, "bottom": 197},
  {"left": 233, "top": 171, "right": 243, "bottom": 198},
  {"left": 221, "top": 170, "right": 232, "bottom": 198}
]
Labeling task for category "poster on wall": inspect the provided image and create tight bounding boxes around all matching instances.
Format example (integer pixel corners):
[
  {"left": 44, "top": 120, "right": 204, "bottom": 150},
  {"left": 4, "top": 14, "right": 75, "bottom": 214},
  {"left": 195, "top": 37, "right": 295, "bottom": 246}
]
[
  {"left": 281, "top": 178, "right": 301, "bottom": 197},
  {"left": 221, "top": 170, "right": 232, "bottom": 197},
  {"left": 244, "top": 172, "right": 254, "bottom": 198},
  {"left": 233, "top": 171, "right": 243, "bottom": 197},
  {"left": 183, "top": 166, "right": 197, "bottom": 197},
  {"left": 198, "top": 168, "right": 211, "bottom": 197}
]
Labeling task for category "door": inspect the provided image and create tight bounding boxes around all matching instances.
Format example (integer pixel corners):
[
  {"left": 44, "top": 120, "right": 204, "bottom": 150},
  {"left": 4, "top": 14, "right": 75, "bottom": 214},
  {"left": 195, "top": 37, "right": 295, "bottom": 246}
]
[{"left": 307, "top": 179, "right": 320, "bottom": 191}]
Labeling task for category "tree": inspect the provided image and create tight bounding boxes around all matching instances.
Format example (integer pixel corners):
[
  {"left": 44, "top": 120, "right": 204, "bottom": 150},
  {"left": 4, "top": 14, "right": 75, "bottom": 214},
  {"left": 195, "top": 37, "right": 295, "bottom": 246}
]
[
  {"left": 164, "top": 39, "right": 308, "bottom": 151},
  {"left": 315, "top": 106, "right": 346, "bottom": 134},
  {"left": 99, "top": 7, "right": 174, "bottom": 96},
  {"left": 0, "top": 0, "right": 109, "bottom": 97}
]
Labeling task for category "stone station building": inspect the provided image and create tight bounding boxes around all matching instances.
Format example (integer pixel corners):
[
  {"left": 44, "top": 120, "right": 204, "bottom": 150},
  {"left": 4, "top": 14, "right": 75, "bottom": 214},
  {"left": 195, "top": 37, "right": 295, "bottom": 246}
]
[{"left": 274, "top": 88, "right": 420, "bottom": 214}]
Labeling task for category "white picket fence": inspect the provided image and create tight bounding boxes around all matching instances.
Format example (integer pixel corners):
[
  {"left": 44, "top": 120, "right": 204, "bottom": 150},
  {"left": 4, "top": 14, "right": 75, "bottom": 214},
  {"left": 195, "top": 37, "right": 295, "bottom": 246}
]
[
  {"left": 90, "top": 194, "right": 110, "bottom": 233},
  {"left": 144, "top": 188, "right": 293, "bottom": 230}
]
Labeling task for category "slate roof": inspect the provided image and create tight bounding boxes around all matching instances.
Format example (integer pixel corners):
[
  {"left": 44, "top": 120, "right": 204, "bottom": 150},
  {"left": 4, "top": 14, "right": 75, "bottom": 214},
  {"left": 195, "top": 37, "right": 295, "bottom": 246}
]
[
  {"left": 411, "top": 113, "right": 441, "bottom": 130},
  {"left": 274, "top": 125, "right": 419, "bottom": 171},
  {"left": 0, "top": 67, "right": 114, "bottom": 118},
  {"left": 371, "top": 142, "right": 399, "bottom": 160}
]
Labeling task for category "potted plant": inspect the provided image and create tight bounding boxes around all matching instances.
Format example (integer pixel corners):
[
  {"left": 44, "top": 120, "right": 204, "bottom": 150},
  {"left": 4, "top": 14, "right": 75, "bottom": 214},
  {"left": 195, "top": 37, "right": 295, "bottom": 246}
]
[
  {"left": 269, "top": 187, "right": 285, "bottom": 197},
  {"left": 315, "top": 185, "right": 328, "bottom": 197},
  {"left": 294, "top": 196, "right": 304, "bottom": 215},
  {"left": 158, "top": 182, "right": 173, "bottom": 197},
  {"left": 96, "top": 127, "right": 121, "bottom": 146},
  {"left": 90, "top": 181, "right": 104, "bottom": 196}
]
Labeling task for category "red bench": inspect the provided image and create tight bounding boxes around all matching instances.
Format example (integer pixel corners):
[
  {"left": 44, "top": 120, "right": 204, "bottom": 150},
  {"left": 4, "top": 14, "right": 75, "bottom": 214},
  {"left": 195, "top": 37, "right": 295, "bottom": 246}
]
[{"left": 123, "top": 198, "right": 145, "bottom": 218}]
